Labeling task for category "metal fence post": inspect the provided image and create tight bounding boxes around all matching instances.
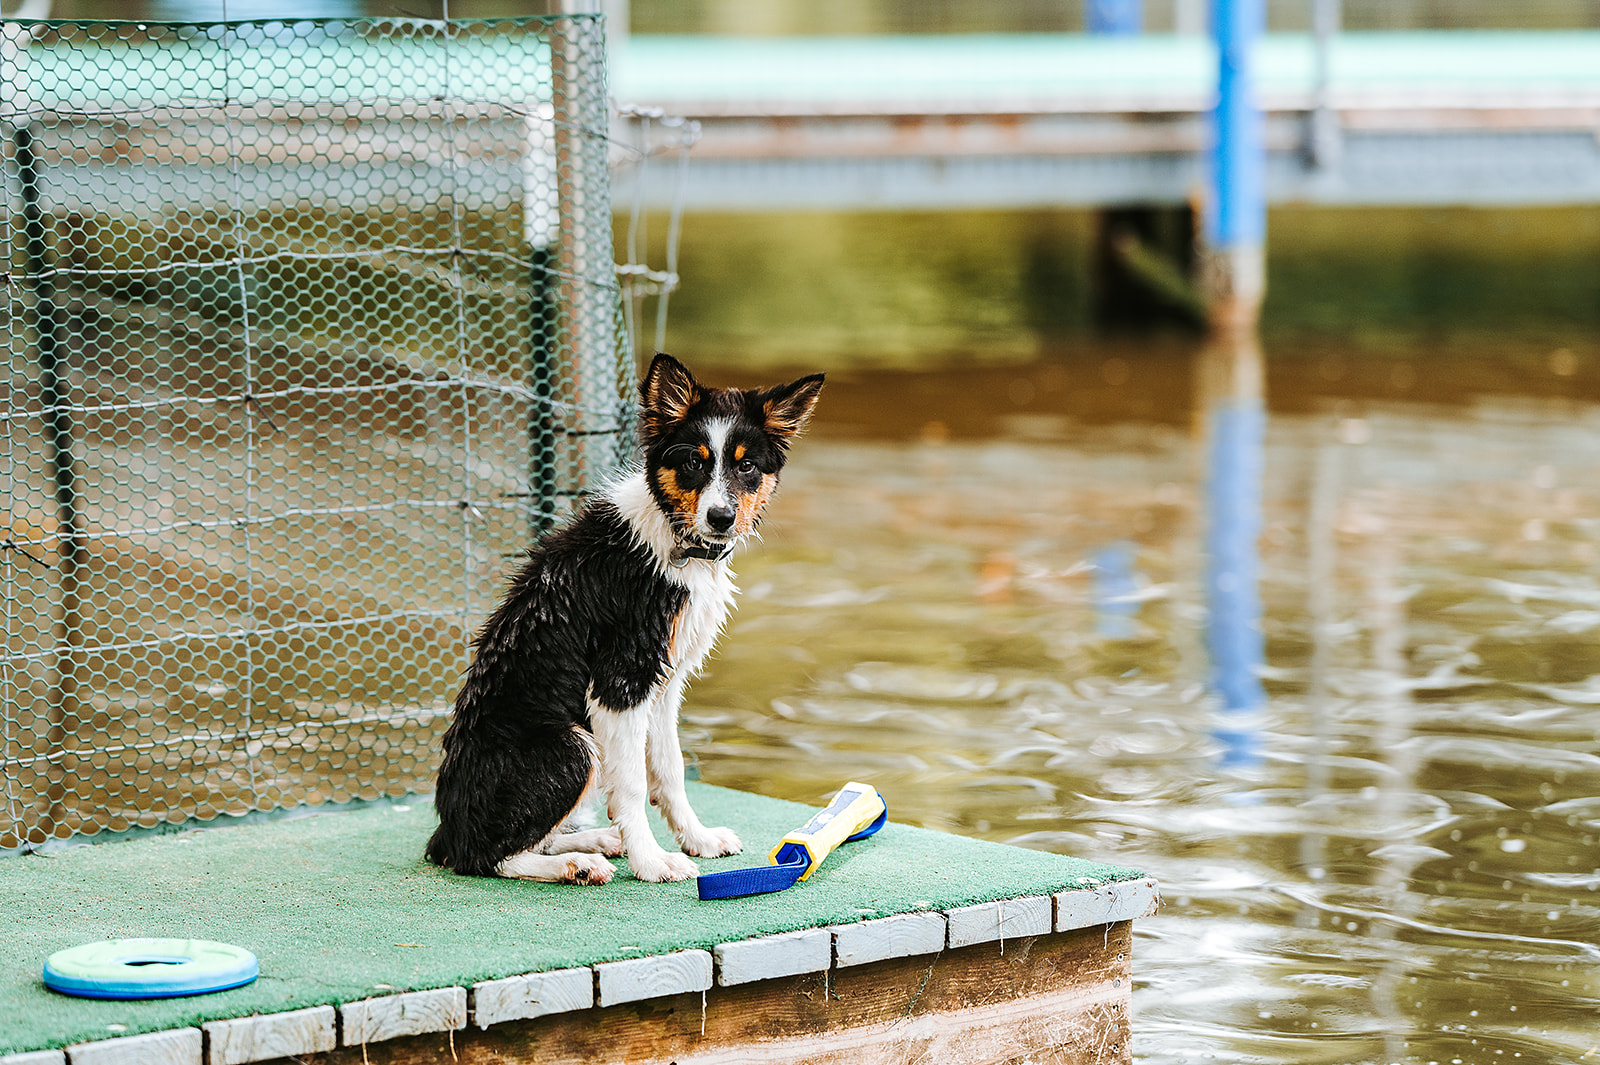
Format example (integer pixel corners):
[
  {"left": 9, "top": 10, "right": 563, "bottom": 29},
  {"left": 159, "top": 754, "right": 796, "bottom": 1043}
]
[
  {"left": 9, "top": 22, "right": 77, "bottom": 843},
  {"left": 524, "top": 92, "right": 561, "bottom": 538},
  {"left": 553, "top": 10, "right": 626, "bottom": 520},
  {"left": 1308, "top": 0, "right": 1342, "bottom": 169}
]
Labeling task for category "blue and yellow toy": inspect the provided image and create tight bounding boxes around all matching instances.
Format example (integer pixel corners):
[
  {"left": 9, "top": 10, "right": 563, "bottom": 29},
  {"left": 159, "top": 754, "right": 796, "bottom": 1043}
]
[{"left": 697, "top": 782, "right": 887, "bottom": 900}]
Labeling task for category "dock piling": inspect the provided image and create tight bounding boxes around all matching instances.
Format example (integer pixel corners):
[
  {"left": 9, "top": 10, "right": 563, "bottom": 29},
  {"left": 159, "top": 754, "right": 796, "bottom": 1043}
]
[
  {"left": 1205, "top": 0, "right": 1267, "bottom": 335},
  {"left": 1307, "top": 0, "right": 1342, "bottom": 169}
]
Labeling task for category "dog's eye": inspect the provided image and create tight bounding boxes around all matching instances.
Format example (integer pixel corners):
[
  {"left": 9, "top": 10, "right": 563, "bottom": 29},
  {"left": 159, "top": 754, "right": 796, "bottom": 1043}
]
[
  {"left": 737, "top": 459, "right": 757, "bottom": 475},
  {"left": 683, "top": 455, "right": 705, "bottom": 473}
]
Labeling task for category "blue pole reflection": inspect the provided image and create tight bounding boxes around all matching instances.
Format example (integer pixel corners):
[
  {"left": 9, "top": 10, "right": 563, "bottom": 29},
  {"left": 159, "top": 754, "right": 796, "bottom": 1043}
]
[
  {"left": 1203, "top": 389, "right": 1266, "bottom": 768},
  {"left": 1092, "top": 541, "right": 1142, "bottom": 639}
]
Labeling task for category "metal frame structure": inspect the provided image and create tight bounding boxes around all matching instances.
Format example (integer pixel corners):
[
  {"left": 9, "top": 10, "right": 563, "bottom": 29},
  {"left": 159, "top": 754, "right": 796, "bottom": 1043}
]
[{"left": 2, "top": 16, "right": 632, "bottom": 852}]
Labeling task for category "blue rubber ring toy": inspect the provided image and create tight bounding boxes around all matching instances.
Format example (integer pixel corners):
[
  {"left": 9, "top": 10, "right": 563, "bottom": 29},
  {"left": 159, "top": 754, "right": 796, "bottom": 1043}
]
[{"left": 43, "top": 939, "right": 259, "bottom": 1000}]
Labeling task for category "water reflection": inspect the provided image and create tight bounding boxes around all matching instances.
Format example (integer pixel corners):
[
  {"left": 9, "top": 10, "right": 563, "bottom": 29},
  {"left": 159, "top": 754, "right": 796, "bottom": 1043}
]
[
  {"left": 686, "top": 348, "right": 1600, "bottom": 1065},
  {"left": 1092, "top": 541, "right": 1142, "bottom": 639},
  {"left": 1199, "top": 330, "right": 1266, "bottom": 768}
]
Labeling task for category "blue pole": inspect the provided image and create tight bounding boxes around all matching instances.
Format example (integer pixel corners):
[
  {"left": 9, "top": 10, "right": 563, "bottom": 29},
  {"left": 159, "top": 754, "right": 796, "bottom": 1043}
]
[
  {"left": 1208, "top": 0, "right": 1265, "bottom": 252},
  {"left": 1086, "top": 0, "right": 1143, "bottom": 35}
]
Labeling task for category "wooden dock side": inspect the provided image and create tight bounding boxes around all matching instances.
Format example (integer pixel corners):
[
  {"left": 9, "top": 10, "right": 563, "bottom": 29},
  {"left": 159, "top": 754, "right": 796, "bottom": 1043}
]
[{"left": 274, "top": 923, "right": 1134, "bottom": 1065}]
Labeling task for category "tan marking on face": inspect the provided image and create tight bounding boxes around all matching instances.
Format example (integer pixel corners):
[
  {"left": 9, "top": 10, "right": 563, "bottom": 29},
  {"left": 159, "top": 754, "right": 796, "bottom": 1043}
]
[
  {"left": 654, "top": 467, "right": 701, "bottom": 529},
  {"left": 734, "top": 473, "right": 779, "bottom": 536},
  {"left": 734, "top": 444, "right": 746, "bottom": 462}
]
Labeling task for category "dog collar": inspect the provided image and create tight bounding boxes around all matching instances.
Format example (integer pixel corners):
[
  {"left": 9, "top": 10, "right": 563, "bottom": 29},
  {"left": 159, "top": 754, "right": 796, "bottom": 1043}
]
[{"left": 669, "top": 537, "right": 735, "bottom": 567}]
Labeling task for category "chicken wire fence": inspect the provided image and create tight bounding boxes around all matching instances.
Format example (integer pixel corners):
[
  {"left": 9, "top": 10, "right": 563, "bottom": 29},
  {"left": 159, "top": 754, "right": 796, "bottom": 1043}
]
[{"left": 1, "top": 16, "right": 635, "bottom": 852}]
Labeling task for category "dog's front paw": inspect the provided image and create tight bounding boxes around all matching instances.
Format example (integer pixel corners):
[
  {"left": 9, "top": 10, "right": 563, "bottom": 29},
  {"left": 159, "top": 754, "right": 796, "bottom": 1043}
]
[
  {"left": 593, "top": 826, "right": 625, "bottom": 857},
  {"left": 680, "top": 826, "right": 742, "bottom": 858},
  {"left": 629, "top": 850, "right": 699, "bottom": 883}
]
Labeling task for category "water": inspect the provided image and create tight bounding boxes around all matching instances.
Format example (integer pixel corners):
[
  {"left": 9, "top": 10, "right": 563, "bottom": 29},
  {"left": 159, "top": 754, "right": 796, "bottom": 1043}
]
[
  {"left": 17, "top": 182, "right": 1600, "bottom": 1056},
  {"left": 680, "top": 353, "right": 1600, "bottom": 1064}
]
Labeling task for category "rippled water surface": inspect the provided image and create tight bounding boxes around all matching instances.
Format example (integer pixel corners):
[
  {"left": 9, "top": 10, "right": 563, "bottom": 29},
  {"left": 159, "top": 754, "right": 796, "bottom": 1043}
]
[{"left": 683, "top": 356, "right": 1600, "bottom": 1064}]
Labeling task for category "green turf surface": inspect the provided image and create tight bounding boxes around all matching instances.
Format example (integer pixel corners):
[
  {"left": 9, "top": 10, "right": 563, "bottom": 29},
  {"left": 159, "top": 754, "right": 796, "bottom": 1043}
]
[{"left": 1, "top": 784, "right": 1142, "bottom": 1054}]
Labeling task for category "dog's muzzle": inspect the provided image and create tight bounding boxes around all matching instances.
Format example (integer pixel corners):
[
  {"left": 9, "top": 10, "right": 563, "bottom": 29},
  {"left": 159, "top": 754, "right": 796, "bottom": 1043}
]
[{"left": 670, "top": 536, "right": 735, "bottom": 567}]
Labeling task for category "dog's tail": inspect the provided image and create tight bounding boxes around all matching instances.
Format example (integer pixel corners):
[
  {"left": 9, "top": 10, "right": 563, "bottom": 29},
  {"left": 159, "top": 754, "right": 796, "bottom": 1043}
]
[{"left": 424, "top": 815, "right": 458, "bottom": 870}]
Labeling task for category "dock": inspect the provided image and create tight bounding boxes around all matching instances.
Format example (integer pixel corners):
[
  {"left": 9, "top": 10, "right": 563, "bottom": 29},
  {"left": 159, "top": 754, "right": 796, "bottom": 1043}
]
[
  {"left": 1, "top": 784, "right": 1158, "bottom": 1065},
  {"left": 610, "top": 31, "right": 1600, "bottom": 210}
]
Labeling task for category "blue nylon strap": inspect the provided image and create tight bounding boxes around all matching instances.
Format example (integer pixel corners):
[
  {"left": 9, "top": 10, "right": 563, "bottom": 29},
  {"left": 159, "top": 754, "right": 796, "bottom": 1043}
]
[
  {"left": 696, "top": 846, "right": 809, "bottom": 900},
  {"left": 696, "top": 807, "right": 887, "bottom": 900}
]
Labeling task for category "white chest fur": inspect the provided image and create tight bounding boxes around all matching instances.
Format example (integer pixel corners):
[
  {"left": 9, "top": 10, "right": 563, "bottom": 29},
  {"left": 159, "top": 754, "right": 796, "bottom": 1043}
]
[
  {"left": 605, "top": 469, "right": 739, "bottom": 677},
  {"left": 669, "top": 561, "right": 736, "bottom": 676}
]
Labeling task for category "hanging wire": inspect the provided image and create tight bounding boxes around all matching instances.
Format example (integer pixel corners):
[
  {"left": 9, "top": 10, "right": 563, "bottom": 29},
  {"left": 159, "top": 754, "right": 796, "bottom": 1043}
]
[{"left": 611, "top": 103, "right": 700, "bottom": 360}]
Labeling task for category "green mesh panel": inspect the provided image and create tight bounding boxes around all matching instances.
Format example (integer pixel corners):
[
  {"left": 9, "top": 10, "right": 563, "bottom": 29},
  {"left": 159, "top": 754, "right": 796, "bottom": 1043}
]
[{"left": 1, "top": 17, "right": 634, "bottom": 851}]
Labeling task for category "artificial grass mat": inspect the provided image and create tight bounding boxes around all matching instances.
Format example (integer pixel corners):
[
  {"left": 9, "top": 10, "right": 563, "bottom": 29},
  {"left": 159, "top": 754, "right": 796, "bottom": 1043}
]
[{"left": 1, "top": 783, "right": 1144, "bottom": 1054}]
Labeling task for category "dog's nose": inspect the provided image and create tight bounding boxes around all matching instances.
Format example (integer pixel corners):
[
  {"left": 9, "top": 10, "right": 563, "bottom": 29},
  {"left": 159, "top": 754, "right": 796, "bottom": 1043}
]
[{"left": 707, "top": 505, "right": 735, "bottom": 533}]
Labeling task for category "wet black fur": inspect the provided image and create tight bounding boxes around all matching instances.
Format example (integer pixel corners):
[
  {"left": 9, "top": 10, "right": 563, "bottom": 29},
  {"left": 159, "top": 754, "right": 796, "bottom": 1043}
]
[
  {"left": 424, "top": 355, "right": 824, "bottom": 878},
  {"left": 424, "top": 500, "right": 687, "bottom": 876}
]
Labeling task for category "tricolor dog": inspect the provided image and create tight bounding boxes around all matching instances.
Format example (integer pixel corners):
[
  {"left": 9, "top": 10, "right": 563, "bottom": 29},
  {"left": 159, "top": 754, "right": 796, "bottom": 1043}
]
[{"left": 426, "top": 354, "right": 824, "bottom": 883}]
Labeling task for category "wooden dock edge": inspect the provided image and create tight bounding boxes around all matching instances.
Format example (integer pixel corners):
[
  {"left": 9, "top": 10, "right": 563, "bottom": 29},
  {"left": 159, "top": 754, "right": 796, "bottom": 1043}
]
[{"left": 8, "top": 878, "right": 1158, "bottom": 1065}]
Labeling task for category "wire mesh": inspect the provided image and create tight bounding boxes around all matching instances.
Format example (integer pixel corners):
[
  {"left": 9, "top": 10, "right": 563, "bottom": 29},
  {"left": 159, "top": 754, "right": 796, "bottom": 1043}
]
[
  {"left": 611, "top": 105, "right": 699, "bottom": 364},
  {"left": 1, "top": 15, "right": 632, "bottom": 852}
]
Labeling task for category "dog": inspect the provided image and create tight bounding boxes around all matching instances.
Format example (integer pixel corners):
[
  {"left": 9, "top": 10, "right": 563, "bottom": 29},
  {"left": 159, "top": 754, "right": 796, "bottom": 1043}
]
[{"left": 425, "top": 354, "right": 824, "bottom": 883}]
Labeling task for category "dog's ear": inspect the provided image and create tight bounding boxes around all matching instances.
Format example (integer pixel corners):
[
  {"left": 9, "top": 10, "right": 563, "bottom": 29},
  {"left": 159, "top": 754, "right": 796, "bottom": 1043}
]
[
  {"left": 759, "top": 372, "right": 825, "bottom": 442},
  {"left": 640, "top": 353, "right": 702, "bottom": 438}
]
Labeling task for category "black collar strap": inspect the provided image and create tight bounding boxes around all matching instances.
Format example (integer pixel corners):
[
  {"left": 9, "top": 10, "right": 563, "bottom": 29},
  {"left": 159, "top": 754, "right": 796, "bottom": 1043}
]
[{"left": 670, "top": 538, "right": 735, "bottom": 567}]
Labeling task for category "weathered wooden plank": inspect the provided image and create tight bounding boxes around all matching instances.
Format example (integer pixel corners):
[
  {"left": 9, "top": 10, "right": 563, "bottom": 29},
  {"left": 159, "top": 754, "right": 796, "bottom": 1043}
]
[
  {"left": 944, "top": 894, "right": 1052, "bottom": 949},
  {"left": 3, "top": 1051, "right": 67, "bottom": 1065},
  {"left": 1055, "top": 878, "right": 1161, "bottom": 931},
  {"left": 471, "top": 967, "right": 594, "bottom": 1029},
  {"left": 341, "top": 988, "right": 467, "bottom": 1044},
  {"left": 713, "top": 929, "right": 830, "bottom": 987},
  {"left": 658, "top": 982, "right": 1128, "bottom": 1064},
  {"left": 204, "top": 1006, "right": 336, "bottom": 1065},
  {"left": 66, "top": 1029, "right": 201, "bottom": 1065},
  {"left": 595, "top": 950, "right": 713, "bottom": 1006},
  {"left": 272, "top": 923, "right": 1134, "bottom": 1065},
  {"left": 831, "top": 911, "right": 946, "bottom": 968}
]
